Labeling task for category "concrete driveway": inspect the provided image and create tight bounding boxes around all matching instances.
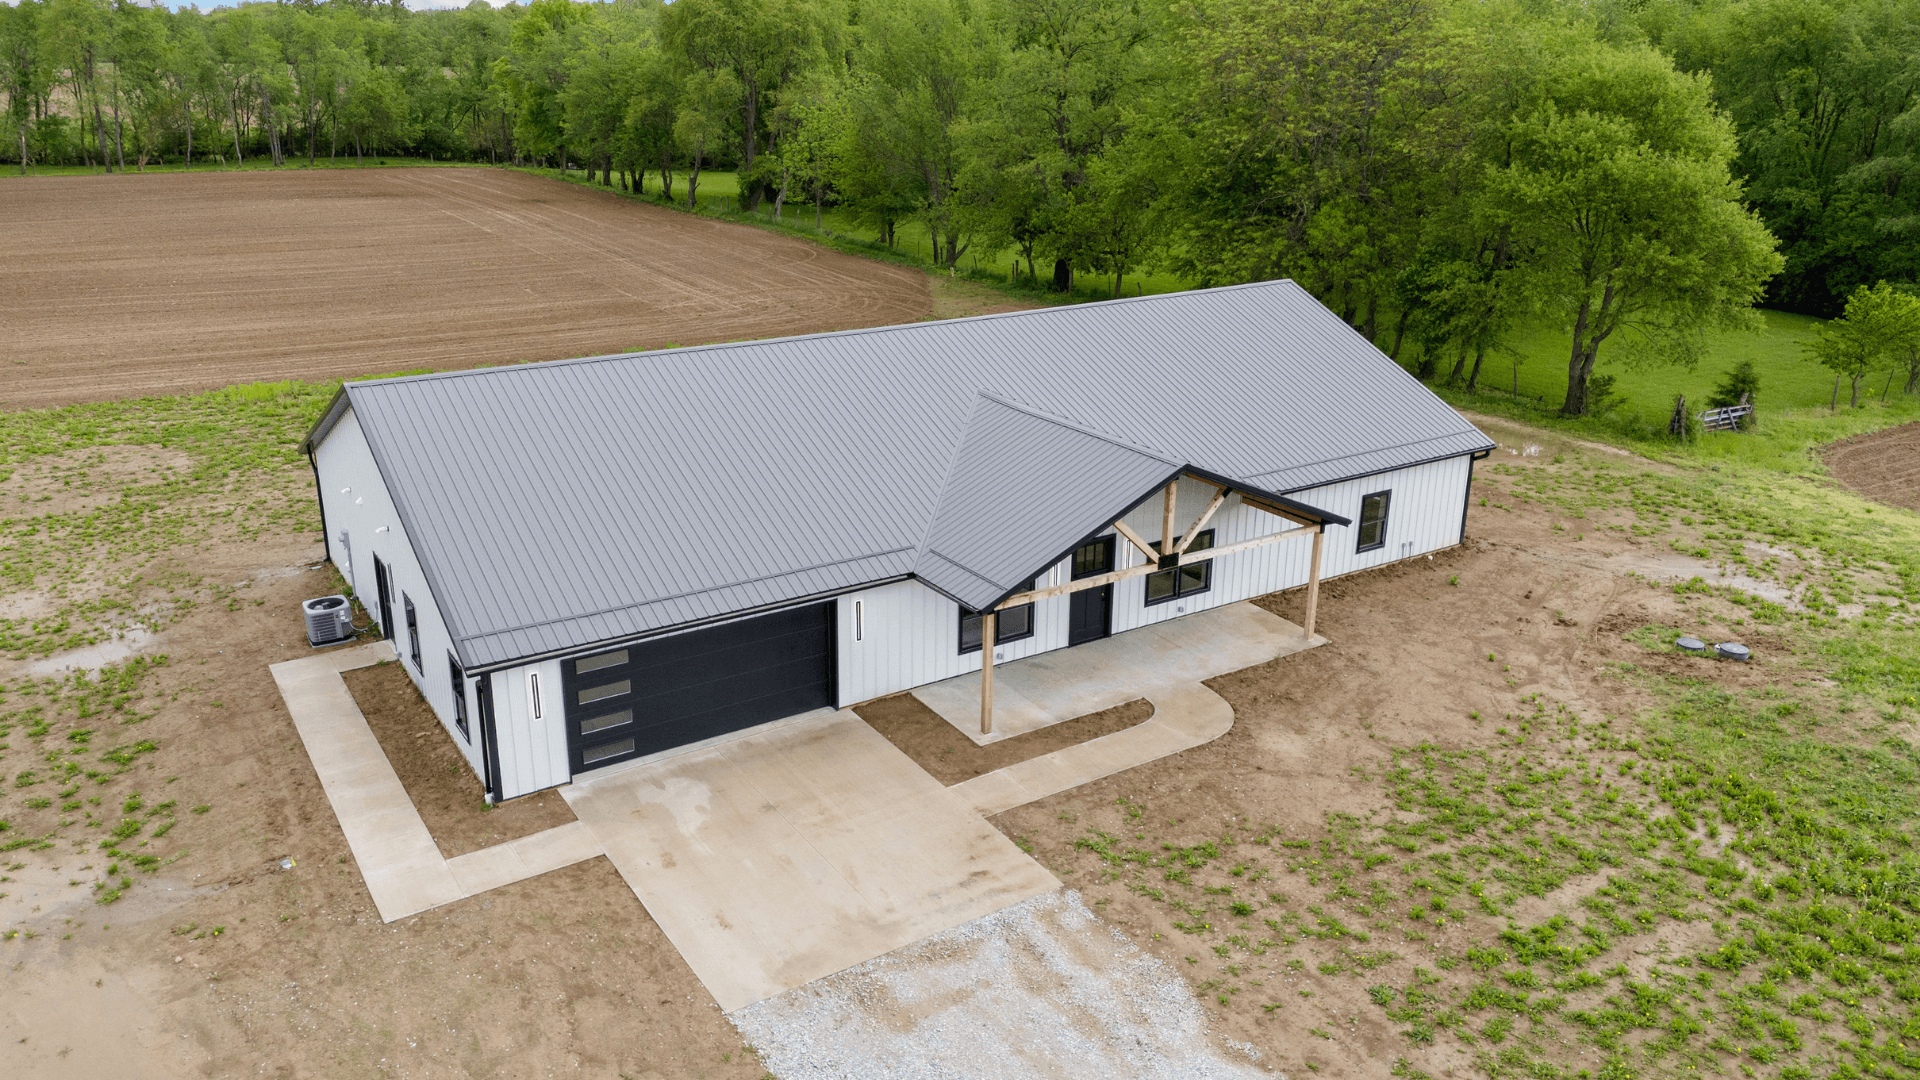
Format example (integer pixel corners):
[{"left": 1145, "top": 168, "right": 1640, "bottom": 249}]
[{"left": 562, "top": 709, "right": 1059, "bottom": 1011}]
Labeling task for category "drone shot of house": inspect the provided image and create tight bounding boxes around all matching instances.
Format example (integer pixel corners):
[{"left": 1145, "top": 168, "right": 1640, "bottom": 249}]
[{"left": 4, "top": 0, "right": 1920, "bottom": 1076}]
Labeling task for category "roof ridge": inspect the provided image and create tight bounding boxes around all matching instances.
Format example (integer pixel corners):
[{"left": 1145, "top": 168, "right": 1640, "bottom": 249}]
[{"left": 972, "top": 391, "right": 1185, "bottom": 466}]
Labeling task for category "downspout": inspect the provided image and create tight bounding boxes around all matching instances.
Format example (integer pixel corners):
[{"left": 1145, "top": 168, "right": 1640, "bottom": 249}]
[
  {"left": 478, "top": 675, "right": 504, "bottom": 804},
  {"left": 1459, "top": 449, "right": 1491, "bottom": 546}
]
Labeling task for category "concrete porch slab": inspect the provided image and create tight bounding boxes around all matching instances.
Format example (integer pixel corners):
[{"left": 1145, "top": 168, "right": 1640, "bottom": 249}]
[
  {"left": 560, "top": 709, "right": 1059, "bottom": 1012},
  {"left": 912, "top": 601, "right": 1321, "bottom": 745}
]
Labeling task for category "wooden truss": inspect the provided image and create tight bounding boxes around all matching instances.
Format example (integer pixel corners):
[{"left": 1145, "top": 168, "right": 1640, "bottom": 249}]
[{"left": 977, "top": 474, "right": 1326, "bottom": 734}]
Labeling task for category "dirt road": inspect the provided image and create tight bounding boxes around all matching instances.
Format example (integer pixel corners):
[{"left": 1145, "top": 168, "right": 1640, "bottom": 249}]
[{"left": 0, "top": 168, "right": 933, "bottom": 409}]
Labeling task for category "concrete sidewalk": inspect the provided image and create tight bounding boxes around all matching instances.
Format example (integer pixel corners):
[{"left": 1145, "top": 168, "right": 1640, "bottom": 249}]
[
  {"left": 913, "top": 603, "right": 1322, "bottom": 816},
  {"left": 271, "top": 643, "right": 604, "bottom": 922},
  {"left": 562, "top": 709, "right": 1059, "bottom": 1012}
]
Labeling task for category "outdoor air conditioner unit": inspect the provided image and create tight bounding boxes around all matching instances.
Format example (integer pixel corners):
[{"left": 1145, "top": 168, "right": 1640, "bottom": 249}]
[{"left": 303, "top": 595, "right": 354, "bottom": 647}]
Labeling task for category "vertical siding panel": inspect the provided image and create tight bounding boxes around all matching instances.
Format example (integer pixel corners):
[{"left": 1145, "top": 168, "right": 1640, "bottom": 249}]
[{"left": 315, "top": 409, "right": 483, "bottom": 780}]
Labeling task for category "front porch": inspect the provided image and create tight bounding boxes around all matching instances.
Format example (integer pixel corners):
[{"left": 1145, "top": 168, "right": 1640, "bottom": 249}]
[{"left": 913, "top": 601, "right": 1324, "bottom": 745}]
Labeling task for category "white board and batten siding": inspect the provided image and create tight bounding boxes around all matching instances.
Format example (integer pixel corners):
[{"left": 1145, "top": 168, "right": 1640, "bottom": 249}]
[
  {"left": 313, "top": 406, "right": 490, "bottom": 785},
  {"left": 486, "top": 659, "right": 570, "bottom": 800},
  {"left": 835, "top": 454, "right": 1475, "bottom": 707}
]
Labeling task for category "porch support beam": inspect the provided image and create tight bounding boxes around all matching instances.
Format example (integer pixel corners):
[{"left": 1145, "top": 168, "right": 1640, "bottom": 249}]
[
  {"left": 1160, "top": 482, "right": 1178, "bottom": 557},
  {"left": 1303, "top": 527, "right": 1325, "bottom": 639},
  {"left": 1175, "top": 484, "right": 1230, "bottom": 555},
  {"left": 1111, "top": 519, "right": 1161, "bottom": 563},
  {"left": 1241, "top": 494, "right": 1319, "bottom": 529},
  {"left": 980, "top": 611, "right": 996, "bottom": 735},
  {"left": 995, "top": 522, "right": 1314, "bottom": 609}
]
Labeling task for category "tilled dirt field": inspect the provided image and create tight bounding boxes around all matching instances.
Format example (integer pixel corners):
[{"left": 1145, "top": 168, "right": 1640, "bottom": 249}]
[
  {"left": 1824, "top": 418, "right": 1920, "bottom": 513},
  {"left": 0, "top": 168, "right": 937, "bottom": 409}
]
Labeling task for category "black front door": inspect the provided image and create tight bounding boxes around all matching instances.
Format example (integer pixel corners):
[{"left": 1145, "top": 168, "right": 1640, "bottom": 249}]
[
  {"left": 373, "top": 554, "right": 395, "bottom": 640},
  {"left": 1068, "top": 536, "right": 1115, "bottom": 646}
]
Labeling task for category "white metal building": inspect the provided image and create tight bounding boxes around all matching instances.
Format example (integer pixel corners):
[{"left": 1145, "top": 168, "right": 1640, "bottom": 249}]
[{"left": 304, "top": 280, "right": 1493, "bottom": 801}]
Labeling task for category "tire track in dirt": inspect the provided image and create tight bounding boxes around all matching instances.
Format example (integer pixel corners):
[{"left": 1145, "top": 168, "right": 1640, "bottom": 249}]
[{"left": 0, "top": 167, "right": 932, "bottom": 409}]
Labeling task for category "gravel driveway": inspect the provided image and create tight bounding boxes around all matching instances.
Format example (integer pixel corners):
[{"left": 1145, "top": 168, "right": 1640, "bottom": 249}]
[{"left": 730, "top": 890, "right": 1273, "bottom": 1079}]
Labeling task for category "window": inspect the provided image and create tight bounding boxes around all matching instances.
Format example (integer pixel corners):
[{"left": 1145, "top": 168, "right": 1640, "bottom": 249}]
[
  {"left": 404, "top": 594, "right": 420, "bottom": 670},
  {"left": 1356, "top": 490, "right": 1392, "bottom": 552},
  {"left": 448, "top": 654, "right": 469, "bottom": 741},
  {"left": 1144, "top": 530, "right": 1215, "bottom": 606},
  {"left": 959, "top": 578, "right": 1036, "bottom": 653}
]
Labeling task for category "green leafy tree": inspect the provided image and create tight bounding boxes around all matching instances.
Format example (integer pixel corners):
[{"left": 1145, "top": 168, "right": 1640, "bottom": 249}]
[
  {"left": 1809, "top": 281, "right": 1920, "bottom": 406},
  {"left": 1488, "top": 40, "right": 1783, "bottom": 416},
  {"left": 661, "top": 0, "right": 838, "bottom": 209},
  {"left": 0, "top": 0, "right": 50, "bottom": 172}
]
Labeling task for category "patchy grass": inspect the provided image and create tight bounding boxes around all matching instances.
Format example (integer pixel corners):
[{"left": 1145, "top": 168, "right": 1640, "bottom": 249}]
[{"left": 1057, "top": 432, "right": 1920, "bottom": 1079}]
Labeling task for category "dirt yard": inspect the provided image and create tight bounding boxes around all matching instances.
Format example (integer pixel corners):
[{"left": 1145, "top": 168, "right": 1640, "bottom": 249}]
[
  {"left": 0, "top": 167, "right": 949, "bottom": 409},
  {"left": 0, "top": 410, "right": 1791, "bottom": 1079},
  {"left": 1824, "top": 418, "right": 1920, "bottom": 513}
]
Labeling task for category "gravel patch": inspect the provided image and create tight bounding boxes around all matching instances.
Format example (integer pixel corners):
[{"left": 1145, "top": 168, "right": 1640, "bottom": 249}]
[{"left": 729, "top": 890, "right": 1273, "bottom": 1079}]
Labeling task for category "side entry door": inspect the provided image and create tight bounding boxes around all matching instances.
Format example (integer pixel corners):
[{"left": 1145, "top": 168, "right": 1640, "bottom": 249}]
[{"left": 1067, "top": 536, "right": 1115, "bottom": 646}]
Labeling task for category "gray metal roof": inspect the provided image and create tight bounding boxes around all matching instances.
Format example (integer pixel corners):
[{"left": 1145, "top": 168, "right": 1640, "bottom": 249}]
[{"left": 311, "top": 279, "right": 1494, "bottom": 670}]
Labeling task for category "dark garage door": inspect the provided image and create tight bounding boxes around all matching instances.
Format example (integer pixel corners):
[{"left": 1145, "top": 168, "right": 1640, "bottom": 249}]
[{"left": 560, "top": 603, "right": 835, "bottom": 773}]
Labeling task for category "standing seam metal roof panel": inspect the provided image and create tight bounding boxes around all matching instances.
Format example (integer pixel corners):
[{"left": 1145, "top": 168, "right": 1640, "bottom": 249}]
[{"left": 321, "top": 279, "right": 1494, "bottom": 670}]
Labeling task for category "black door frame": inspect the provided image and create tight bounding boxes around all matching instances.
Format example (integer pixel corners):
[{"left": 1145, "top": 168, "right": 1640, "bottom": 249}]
[
  {"left": 1068, "top": 535, "right": 1116, "bottom": 646},
  {"left": 372, "top": 554, "right": 395, "bottom": 640}
]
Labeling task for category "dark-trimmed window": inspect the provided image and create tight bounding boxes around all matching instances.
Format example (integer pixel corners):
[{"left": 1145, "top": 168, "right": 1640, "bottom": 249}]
[
  {"left": 960, "top": 578, "right": 1036, "bottom": 653},
  {"left": 1356, "top": 490, "right": 1391, "bottom": 552},
  {"left": 448, "top": 653, "right": 469, "bottom": 741},
  {"left": 404, "top": 594, "right": 421, "bottom": 670},
  {"left": 1144, "top": 530, "right": 1214, "bottom": 606}
]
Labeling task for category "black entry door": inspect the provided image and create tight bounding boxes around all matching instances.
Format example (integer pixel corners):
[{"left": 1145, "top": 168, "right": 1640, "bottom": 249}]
[
  {"left": 1068, "top": 536, "right": 1115, "bottom": 646},
  {"left": 560, "top": 603, "right": 835, "bottom": 773},
  {"left": 373, "top": 555, "right": 395, "bottom": 640}
]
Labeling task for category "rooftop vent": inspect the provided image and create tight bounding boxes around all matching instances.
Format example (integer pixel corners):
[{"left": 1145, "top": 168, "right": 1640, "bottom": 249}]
[{"left": 303, "top": 595, "right": 353, "bottom": 647}]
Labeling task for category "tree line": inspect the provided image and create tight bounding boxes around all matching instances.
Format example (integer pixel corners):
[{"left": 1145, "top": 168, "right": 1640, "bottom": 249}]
[{"left": 1, "top": 0, "right": 1915, "bottom": 416}]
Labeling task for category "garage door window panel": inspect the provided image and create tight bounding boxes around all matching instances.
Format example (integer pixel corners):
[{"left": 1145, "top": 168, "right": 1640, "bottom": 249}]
[{"left": 560, "top": 604, "right": 834, "bottom": 773}]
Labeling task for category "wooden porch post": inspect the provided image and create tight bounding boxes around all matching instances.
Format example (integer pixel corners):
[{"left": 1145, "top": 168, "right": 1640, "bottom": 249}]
[
  {"left": 1303, "top": 527, "right": 1325, "bottom": 639},
  {"left": 979, "top": 611, "right": 996, "bottom": 735},
  {"left": 1161, "top": 481, "right": 1178, "bottom": 554}
]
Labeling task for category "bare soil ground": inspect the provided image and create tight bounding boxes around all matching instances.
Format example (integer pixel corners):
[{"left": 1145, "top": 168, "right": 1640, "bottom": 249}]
[
  {"left": 0, "top": 410, "right": 1844, "bottom": 1079},
  {"left": 986, "top": 416, "right": 1802, "bottom": 1076},
  {"left": 0, "top": 168, "right": 940, "bottom": 409},
  {"left": 1824, "top": 418, "right": 1920, "bottom": 512},
  {"left": 856, "top": 695, "right": 1152, "bottom": 786},
  {"left": 344, "top": 661, "right": 575, "bottom": 860}
]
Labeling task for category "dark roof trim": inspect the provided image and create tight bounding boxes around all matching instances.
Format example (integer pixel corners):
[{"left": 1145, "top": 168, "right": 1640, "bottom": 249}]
[
  {"left": 1274, "top": 442, "right": 1497, "bottom": 497},
  {"left": 304, "top": 385, "right": 354, "bottom": 453},
  {"left": 464, "top": 575, "right": 910, "bottom": 675}
]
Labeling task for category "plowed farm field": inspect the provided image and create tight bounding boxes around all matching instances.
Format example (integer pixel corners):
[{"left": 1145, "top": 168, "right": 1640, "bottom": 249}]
[
  {"left": 0, "top": 167, "right": 934, "bottom": 409},
  {"left": 1825, "top": 419, "right": 1920, "bottom": 513}
]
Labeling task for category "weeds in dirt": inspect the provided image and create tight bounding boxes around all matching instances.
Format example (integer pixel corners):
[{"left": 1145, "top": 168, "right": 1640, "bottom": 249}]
[{"left": 1055, "top": 442, "right": 1920, "bottom": 1079}]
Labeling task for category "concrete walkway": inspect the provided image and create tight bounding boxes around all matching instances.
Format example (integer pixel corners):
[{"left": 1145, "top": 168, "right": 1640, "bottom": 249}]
[
  {"left": 913, "top": 602, "right": 1320, "bottom": 744},
  {"left": 915, "top": 603, "right": 1322, "bottom": 816},
  {"left": 561, "top": 709, "right": 1059, "bottom": 1012},
  {"left": 270, "top": 643, "right": 604, "bottom": 923}
]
